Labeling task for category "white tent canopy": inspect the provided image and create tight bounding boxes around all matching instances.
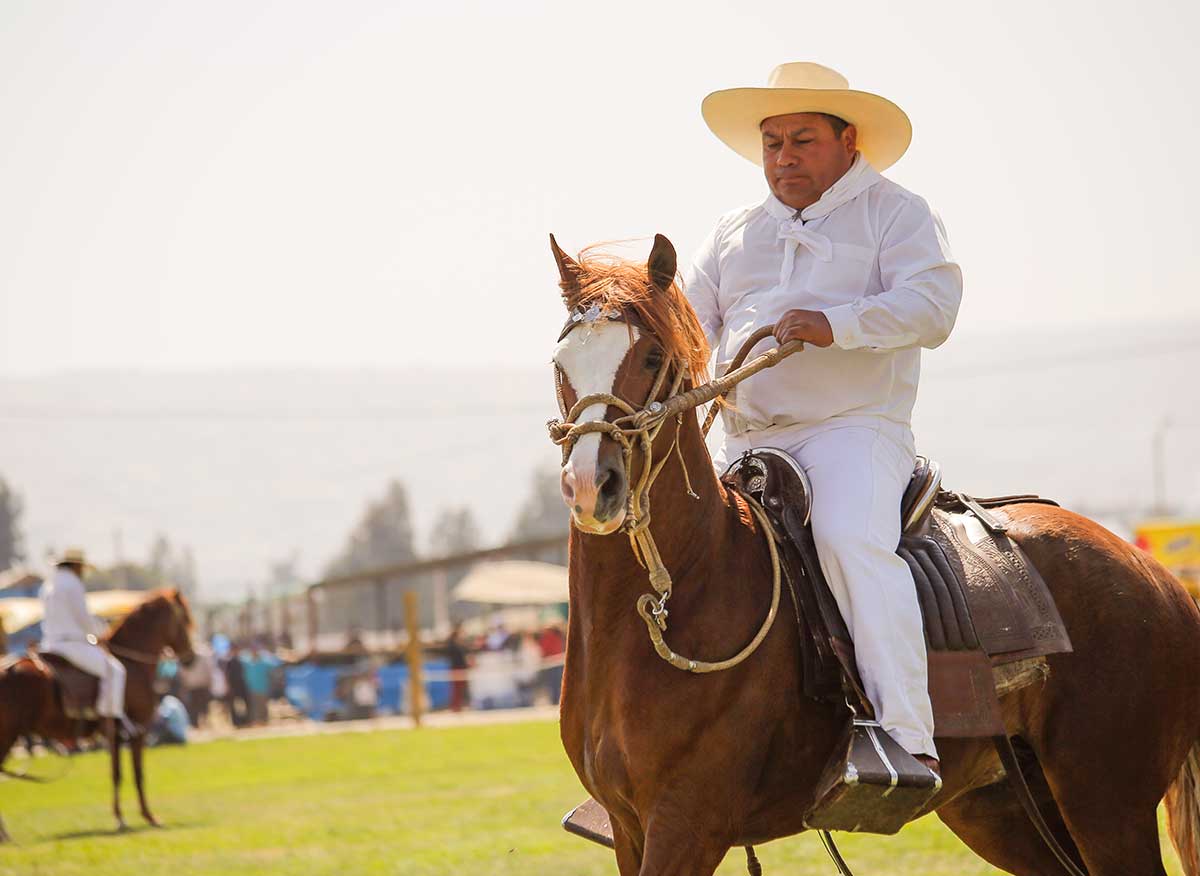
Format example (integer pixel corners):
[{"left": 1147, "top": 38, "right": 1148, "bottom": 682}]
[
  {"left": 0, "top": 589, "right": 154, "bottom": 633},
  {"left": 453, "top": 561, "right": 568, "bottom": 606},
  {"left": 0, "top": 598, "right": 43, "bottom": 634}
]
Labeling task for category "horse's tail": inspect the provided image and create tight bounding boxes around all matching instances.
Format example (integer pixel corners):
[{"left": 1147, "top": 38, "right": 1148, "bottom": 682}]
[{"left": 1167, "top": 737, "right": 1200, "bottom": 876}]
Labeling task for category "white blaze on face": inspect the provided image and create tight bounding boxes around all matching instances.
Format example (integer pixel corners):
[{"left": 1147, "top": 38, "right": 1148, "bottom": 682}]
[{"left": 553, "top": 321, "right": 638, "bottom": 520}]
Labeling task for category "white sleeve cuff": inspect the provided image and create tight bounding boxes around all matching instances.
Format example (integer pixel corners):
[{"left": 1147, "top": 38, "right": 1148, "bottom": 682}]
[{"left": 822, "top": 303, "right": 864, "bottom": 350}]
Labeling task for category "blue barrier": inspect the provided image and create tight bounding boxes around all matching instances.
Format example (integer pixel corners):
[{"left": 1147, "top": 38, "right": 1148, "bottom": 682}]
[
  {"left": 378, "top": 659, "right": 452, "bottom": 713},
  {"left": 285, "top": 659, "right": 452, "bottom": 721},
  {"left": 283, "top": 665, "right": 341, "bottom": 721}
]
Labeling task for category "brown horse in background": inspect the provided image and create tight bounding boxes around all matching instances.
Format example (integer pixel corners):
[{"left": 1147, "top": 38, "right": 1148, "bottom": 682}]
[
  {"left": 0, "top": 589, "right": 195, "bottom": 841},
  {"left": 549, "top": 234, "right": 1200, "bottom": 875}
]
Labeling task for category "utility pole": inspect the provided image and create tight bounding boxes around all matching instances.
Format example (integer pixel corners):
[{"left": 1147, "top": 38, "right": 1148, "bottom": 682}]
[
  {"left": 404, "top": 590, "right": 423, "bottom": 727},
  {"left": 1152, "top": 417, "right": 1171, "bottom": 517}
]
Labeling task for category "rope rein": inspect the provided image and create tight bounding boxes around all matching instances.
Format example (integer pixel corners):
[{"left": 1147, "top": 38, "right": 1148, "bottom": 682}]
[{"left": 548, "top": 321, "right": 803, "bottom": 673}]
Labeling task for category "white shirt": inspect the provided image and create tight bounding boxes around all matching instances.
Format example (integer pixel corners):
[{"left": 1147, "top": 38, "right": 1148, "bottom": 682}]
[
  {"left": 40, "top": 567, "right": 99, "bottom": 650},
  {"left": 684, "top": 154, "right": 962, "bottom": 436}
]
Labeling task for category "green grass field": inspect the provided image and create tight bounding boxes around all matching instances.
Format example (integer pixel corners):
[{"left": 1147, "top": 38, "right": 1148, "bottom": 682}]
[{"left": 0, "top": 718, "right": 1185, "bottom": 875}]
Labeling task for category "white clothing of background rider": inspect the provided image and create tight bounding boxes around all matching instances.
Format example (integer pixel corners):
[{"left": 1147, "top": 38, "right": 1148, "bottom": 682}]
[
  {"left": 685, "top": 63, "right": 962, "bottom": 762},
  {"left": 40, "top": 562, "right": 129, "bottom": 723}
]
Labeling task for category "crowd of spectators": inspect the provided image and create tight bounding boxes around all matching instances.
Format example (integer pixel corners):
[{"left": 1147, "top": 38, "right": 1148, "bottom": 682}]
[
  {"left": 439, "top": 620, "right": 566, "bottom": 712},
  {"left": 157, "top": 637, "right": 283, "bottom": 736}
]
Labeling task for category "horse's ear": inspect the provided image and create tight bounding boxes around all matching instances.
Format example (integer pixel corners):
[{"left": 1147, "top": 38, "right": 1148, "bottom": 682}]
[
  {"left": 549, "top": 233, "right": 583, "bottom": 302},
  {"left": 647, "top": 234, "right": 677, "bottom": 292}
]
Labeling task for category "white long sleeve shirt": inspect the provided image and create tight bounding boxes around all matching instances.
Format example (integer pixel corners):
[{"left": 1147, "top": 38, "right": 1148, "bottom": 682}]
[
  {"left": 40, "top": 567, "right": 98, "bottom": 650},
  {"left": 684, "top": 154, "right": 962, "bottom": 436}
]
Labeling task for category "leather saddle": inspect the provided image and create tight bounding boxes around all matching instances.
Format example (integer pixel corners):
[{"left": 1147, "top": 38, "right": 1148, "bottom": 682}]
[
  {"left": 39, "top": 652, "right": 101, "bottom": 721},
  {"left": 720, "top": 448, "right": 1074, "bottom": 834}
]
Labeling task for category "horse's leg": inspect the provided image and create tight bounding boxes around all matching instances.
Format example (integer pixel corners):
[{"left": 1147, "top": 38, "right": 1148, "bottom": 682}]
[
  {"left": 937, "top": 778, "right": 1085, "bottom": 875},
  {"left": 637, "top": 837, "right": 727, "bottom": 876},
  {"left": 1040, "top": 778, "right": 1168, "bottom": 875},
  {"left": 130, "top": 732, "right": 159, "bottom": 827},
  {"left": 1027, "top": 719, "right": 1174, "bottom": 874},
  {"left": 612, "top": 819, "right": 644, "bottom": 876},
  {"left": 636, "top": 808, "right": 727, "bottom": 876},
  {"left": 0, "top": 725, "right": 18, "bottom": 844},
  {"left": 106, "top": 718, "right": 127, "bottom": 831}
]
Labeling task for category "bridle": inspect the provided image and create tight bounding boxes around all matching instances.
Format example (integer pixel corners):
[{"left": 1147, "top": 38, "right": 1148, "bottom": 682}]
[{"left": 547, "top": 313, "right": 803, "bottom": 673}]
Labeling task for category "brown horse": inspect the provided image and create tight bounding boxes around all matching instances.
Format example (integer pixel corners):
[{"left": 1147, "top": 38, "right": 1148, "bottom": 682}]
[
  {"left": 548, "top": 234, "right": 1200, "bottom": 875},
  {"left": 0, "top": 589, "right": 195, "bottom": 840}
]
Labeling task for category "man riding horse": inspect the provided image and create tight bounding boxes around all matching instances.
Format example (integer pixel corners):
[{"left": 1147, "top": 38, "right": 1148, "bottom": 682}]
[
  {"left": 39, "top": 547, "right": 134, "bottom": 733},
  {"left": 683, "top": 62, "right": 962, "bottom": 778},
  {"left": 550, "top": 63, "right": 1200, "bottom": 876}
]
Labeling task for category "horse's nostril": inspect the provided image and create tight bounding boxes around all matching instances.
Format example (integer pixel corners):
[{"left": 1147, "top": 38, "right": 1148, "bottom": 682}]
[{"left": 597, "top": 467, "right": 623, "bottom": 501}]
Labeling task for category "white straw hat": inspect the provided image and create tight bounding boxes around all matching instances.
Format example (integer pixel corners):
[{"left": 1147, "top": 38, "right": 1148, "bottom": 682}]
[
  {"left": 54, "top": 547, "right": 94, "bottom": 570},
  {"left": 701, "top": 62, "right": 912, "bottom": 171}
]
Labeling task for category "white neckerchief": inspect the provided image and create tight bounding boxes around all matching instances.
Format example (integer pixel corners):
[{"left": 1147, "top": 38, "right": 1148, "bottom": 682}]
[{"left": 765, "top": 153, "right": 881, "bottom": 288}]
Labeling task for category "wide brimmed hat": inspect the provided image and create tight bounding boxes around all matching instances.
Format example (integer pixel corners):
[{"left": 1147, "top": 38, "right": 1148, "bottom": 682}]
[
  {"left": 701, "top": 62, "right": 912, "bottom": 172},
  {"left": 54, "top": 547, "right": 94, "bottom": 570}
]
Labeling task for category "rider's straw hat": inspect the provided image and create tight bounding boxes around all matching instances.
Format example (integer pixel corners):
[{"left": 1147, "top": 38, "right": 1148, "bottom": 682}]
[
  {"left": 54, "top": 547, "right": 94, "bottom": 570},
  {"left": 701, "top": 62, "right": 912, "bottom": 172}
]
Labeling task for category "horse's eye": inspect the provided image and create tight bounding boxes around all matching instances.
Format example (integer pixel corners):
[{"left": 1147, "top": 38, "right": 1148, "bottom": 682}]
[{"left": 644, "top": 348, "right": 664, "bottom": 371}]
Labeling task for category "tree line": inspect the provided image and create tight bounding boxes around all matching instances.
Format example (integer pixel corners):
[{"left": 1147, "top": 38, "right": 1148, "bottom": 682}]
[
  {"left": 321, "top": 466, "right": 567, "bottom": 579},
  {"left": 0, "top": 465, "right": 567, "bottom": 597}
]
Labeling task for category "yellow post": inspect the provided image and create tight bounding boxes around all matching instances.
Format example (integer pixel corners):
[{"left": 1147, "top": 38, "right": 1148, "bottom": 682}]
[{"left": 404, "top": 590, "right": 423, "bottom": 727}]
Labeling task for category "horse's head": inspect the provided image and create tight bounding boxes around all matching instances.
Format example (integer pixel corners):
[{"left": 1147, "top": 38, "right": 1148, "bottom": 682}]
[
  {"left": 549, "top": 234, "right": 709, "bottom": 535},
  {"left": 164, "top": 589, "right": 196, "bottom": 666}
]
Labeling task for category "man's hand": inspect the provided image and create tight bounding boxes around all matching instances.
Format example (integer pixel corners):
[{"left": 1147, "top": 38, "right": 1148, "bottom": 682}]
[{"left": 774, "top": 309, "right": 834, "bottom": 348}]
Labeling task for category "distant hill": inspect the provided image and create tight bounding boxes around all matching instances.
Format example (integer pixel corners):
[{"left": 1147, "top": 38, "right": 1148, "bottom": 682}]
[{"left": 2, "top": 320, "right": 1197, "bottom": 601}]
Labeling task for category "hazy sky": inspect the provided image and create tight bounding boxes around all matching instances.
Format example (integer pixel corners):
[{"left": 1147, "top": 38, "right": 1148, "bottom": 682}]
[{"left": 2, "top": 0, "right": 1199, "bottom": 376}]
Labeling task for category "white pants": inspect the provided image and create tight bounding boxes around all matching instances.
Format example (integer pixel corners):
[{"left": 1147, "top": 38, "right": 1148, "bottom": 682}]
[
  {"left": 43, "top": 640, "right": 128, "bottom": 720},
  {"left": 717, "top": 419, "right": 937, "bottom": 758}
]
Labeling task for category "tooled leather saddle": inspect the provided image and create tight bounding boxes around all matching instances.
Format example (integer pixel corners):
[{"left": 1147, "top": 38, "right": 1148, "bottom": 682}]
[{"left": 720, "top": 448, "right": 1073, "bottom": 835}]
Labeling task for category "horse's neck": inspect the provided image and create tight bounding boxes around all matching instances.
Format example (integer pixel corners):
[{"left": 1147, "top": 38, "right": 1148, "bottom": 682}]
[{"left": 107, "top": 608, "right": 162, "bottom": 655}]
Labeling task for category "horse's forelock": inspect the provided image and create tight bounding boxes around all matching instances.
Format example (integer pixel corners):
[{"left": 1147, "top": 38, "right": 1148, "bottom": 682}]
[{"left": 569, "top": 248, "right": 710, "bottom": 383}]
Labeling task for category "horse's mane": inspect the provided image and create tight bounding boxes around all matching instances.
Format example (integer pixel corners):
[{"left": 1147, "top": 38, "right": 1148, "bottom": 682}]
[
  {"left": 104, "top": 589, "right": 193, "bottom": 642},
  {"left": 566, "top": 245, "right": 710, "bottom": 384}
]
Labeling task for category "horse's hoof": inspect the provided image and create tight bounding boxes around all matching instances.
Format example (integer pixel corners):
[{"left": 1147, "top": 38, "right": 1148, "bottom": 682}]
[
  {"left": 115, "top": 820, "right": 129, "bottom": 833},
  {"left": 0, "top": 816, "right": 11, "bottom": 843},
  {"left": 143, "top": 814, "right": 162, "bottom": 828}
]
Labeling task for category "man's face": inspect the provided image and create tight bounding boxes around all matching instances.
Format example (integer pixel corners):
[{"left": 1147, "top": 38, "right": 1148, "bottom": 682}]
[{"left": 761, "top": 113, "right": 857, "bottom": 211}]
